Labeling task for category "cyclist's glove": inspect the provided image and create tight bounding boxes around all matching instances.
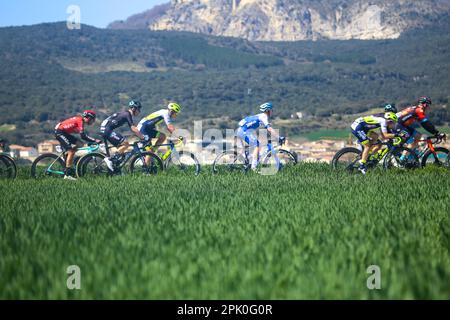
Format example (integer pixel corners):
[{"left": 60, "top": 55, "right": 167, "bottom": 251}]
[
  {"left": 392, "top": 136, "right": 403, "bottom": 146},
  {"left": 436, "top": 132, "right": 446, "bottom": 140},
  {"left": 279, "top": 136, "right": 286, "bottom": 145}
]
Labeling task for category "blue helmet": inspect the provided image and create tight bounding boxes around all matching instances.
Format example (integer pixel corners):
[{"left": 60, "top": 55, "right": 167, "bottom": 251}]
[{"left": 259, "top": 102, "right": 273, "bottom": 112}]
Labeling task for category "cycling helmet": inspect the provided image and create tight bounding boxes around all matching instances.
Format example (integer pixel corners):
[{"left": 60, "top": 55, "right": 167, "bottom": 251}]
[
  {"left": 384, "top": 103, "right": 397, "bottom": 113},
  {"left": 129, "top": 100, "right": 142, "bottom": 110},
  {"left": 384, "top": 112, "right": 398, "bottom": 122},
  {"left": 168, "top": 102, "right": 181, "bottom": 113},
  {"left": 82, "top": 109, "right": 96, "bottom": 119},
  {"left": 418, "top": 96, "right": 432, "bottom": 106},
  {"left": 259, "top": 102, "right": 273, "bottom": 112}
]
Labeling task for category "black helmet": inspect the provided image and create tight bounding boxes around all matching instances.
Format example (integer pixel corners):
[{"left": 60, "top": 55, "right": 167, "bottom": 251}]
[
  {"left": 129, "top": 100, "right": 142, "bottom": 110},
  {"left": 418, "top": 96, "right": 432, "bottom": 106},
  {"left": 384, "top": 103, "right": 397, "bottom": 113}
]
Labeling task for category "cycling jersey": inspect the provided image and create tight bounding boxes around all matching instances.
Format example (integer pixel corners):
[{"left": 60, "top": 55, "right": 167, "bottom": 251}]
[
  {"left": 100, "top": 111, "right": 135, "bottom": 147},
  {"left": 238, "top": 113, "right": 271, "bottom": 131},
  {"left": 351, "top": 113, "right": 390, "bottom": 145},
  {"left": 55, "top": 116, "right": 85, "bottom": 134},
  {"left": 138, "top": 109, "right": 172, "bottom": 141},
  {"left": 101, "top": 111, "right": 134, "bottom": 131},
  {"left": 138, "top": 109, "right": 172, "bottom": 131},
  {"left": 55, "top": 116, "right": 96, "bottom": 150},
  {"left": 351, "top": 113, "right": 389, "bottom": 134},
  {"left": 397, "top": 106, "right": 427, "bottom": 127}
]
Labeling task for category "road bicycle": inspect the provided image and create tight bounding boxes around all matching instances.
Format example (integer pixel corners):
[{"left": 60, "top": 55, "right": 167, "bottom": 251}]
[
  {"left": 76, "top": 139, "right": 162, "bottom": 177},
  {"left": 0, "top": 152, "right": 17, "bottom": 180},
  {"left": 411, "top": 135, "right": 448, "bottom": 167},
  {"left": 331, "top": 139, "right": 420, "bottom": 172},
  {"left": 31, "top": 143, "right": 101, "bottom": 179},
  {"left": 134, "top": 137, "right": 201, "bottom": 176},
  {"left": 212, "top": 138, "right": 297, "bottom": 174}
]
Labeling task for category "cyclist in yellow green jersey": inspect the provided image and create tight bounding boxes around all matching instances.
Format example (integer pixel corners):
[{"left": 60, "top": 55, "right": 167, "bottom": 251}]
[
  {"left": 137, "top": 102, "right": 181, "bottom": 163},
  {"left": 350, "top": 105, "right": 401, "bottom": 174}
]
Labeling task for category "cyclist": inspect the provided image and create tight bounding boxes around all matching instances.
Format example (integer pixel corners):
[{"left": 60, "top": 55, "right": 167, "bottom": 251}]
[
  {"left": 101, "top": 100, "right": 145, "bottom": 172},
  {"left": 54, "top": 110, "right": 100, "bottom": 180},
  {"left": 138, "top": 102, "right": 181, "bottom": 149},
  {"left": 236, "top": 102, "right": 285, "bottom": 171},
  {"left": 350, "top": 108, "right": 400, "bottom": 175},
  {"left": 137, "top": 102, "right": 181, "bottom": 166},
  {"left": 395, "top": 96, "right": 446, "bottom": 149}
]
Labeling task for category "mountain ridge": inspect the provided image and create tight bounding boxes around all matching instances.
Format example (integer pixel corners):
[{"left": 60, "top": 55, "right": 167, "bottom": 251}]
[{"left": 108, "top": 0, "right": 450, "bottom": 41}]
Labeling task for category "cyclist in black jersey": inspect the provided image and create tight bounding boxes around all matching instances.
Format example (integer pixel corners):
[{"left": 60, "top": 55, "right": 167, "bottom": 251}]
[{"left": 100, "top": 100, "right": 145, "bottom": 171}]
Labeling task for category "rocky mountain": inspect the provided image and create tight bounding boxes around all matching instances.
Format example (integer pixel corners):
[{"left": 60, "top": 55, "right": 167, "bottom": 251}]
[
  {"left": 109, "top": 0, "right": 450, "bottom": 41},
  {"left": 108, "top": 3, "right": 171, "bottom": 30}
]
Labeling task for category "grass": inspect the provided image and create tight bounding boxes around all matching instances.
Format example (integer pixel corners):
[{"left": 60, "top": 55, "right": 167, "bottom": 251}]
[
  {"left": 0, "top": 124, "right": 16, "bottom": 132},
  {"left": 297, "top": 129, "right": 351, "bottom": 141},
  {"left": 0, "top": 164, "right": 449, "bottom": 299}
]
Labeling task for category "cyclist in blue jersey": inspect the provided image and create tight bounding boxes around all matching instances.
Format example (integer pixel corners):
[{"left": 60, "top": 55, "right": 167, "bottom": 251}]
[{"left": 236, "top": 102, "right": 285, "bottom": 171}]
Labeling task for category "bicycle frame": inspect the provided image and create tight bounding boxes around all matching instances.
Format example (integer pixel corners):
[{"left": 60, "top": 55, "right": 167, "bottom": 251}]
[
  {"left": 45, "top": 144, "right": 100, "bottom": 176},
  {"left": 151, "top": 138, "right": 184, "bottom": 167}
]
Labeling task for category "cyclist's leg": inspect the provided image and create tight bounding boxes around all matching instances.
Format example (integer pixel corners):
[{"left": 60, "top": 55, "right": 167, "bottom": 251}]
[
  {"left": 142, "top": 128, "right": 161, "bottom": 166},
  {"left": 240, "top": 130, "right": 259, "bottom": 170},
  {"left": 55, "top": 131, "right": 78, "bottom": 177},
  {"left": 368, "top": 132, "right": 381, "bottom": 158},
  {"left": 102, "top": 129, "right": 126, "bottom": 170},
  {"left": 351, "top": 125, "right": 370, "bottom": 173}
]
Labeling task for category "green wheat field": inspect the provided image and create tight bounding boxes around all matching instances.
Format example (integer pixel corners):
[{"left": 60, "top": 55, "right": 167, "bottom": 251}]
[{"left": 1, "top": 164, "right": 449, "bottom": 299}]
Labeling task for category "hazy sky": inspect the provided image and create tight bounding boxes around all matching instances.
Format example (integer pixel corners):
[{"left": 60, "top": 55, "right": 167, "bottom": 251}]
[{"left": 0, "top": 0, "right": 168, "bottom": 28}]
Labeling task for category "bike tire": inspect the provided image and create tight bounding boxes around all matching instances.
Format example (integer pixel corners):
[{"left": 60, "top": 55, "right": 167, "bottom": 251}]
[
  {"left": 76, "top": 152, "right": 109, "bottom": 178},
  {"left": 212, "top": 151, "right": 248, "bottom": 174},
  {"left": 31, "top": 153, "right": 65, "bottom": 179},
  {"left": 421, "top": 147, "right": 449, "bottom": 167},
  {"left": 0, "top": 154, "right": 17, "bottom": 180},
  {"left": 129, "top": 152, "right": 163, "bottom": 175},
  {"left": 278, "top": 149, "right": 298, "bottom": 168},
  {"left": 383, "top": 146, "right": 420, "bottom": 170},
  {"left": 331, "top": 147, "right": 361, "bottom": 171},
  {"left": 167, "top": 151, "right": 201, "bottom": 176}
]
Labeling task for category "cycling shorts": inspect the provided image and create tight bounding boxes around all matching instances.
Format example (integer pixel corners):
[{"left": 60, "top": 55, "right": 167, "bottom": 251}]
[
  {"left": 237, "top": 127, "right": 260, "bottom": 147},
  {"left": 55, "top": 130, "right": 79, "bottom": 151}
]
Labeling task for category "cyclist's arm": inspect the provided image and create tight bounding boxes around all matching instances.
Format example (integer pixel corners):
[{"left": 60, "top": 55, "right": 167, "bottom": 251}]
[
  {"left": 267, "top": 127, "right": 279, "bottom": 139},
  {"left": 131, "top": 125, "right": 145, "bottom": 140},
  {"left": 421, "top": 120, "right": 439, "bottom": 135},
  {"left": 167, "top": 124, "right": 175, "bottom": 134},
  {"left": 80, "top": 132, "right": 97, "bottom": 143},
  {"left": 416, "top": 108, "right": 439, "bottom": 135},
  {"left": 379, "top": 132, "right": 396, "bottom": 140}
]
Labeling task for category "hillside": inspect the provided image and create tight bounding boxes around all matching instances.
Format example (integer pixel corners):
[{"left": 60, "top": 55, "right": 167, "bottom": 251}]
[
  {"left": 110, "top": 0, "right": 450, "bottom": 41},
  {"left": 1, "top": 20, "right": 450, "bottom": 146}
]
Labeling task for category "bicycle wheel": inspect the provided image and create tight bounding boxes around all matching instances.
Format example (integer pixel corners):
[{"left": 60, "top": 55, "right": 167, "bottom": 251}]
[
  {"left": 76, "top": 152, "right": 109, "bottom": 178},
  {"left": 31, "top": 153, "right": 65, "bottom": 179},
  {"left": 331, "top": 147, "right": 361, "bottom": 172},
  {"left": 278, "top": 149, "right": 298, "bottom": 169},
  {"left": 212, "top": 151, "right": 248, "bottom": 174},
  {"left": 167, "top": 151, "right": 201, "bottom": 176},
  {"left": 129, "top": 152, "right": 163, "bottom": 175},
  {"left": 421, "top": 147, "right": 449, "bottom": 168},
  {"left": 383, "top": 147, "right": 420, "bottom": 170},
  {"left": 0, "top": 155, "right": 17, "bottom": 180}
]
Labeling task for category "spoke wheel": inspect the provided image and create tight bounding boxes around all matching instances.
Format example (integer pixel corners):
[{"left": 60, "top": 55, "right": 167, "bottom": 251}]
[
  {"left": 212, "top": 151, "right": 248, "bottom": 174},
  {"left": 31, "top": 153, "right": 65, "bottom": 179},
  {"left": 129, "top": 152, "right": 163, "bottom": 176},
  {"left": 167, "top": 151, "right": 201, "bottom": 176},
  {"left": 331, "top": 147, "right": 361, "bottom": 172}
]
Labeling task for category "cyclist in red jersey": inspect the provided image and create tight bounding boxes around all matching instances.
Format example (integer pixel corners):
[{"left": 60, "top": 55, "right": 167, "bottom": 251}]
[
  {"left": 55, "top": 110, "right": 101, "bottom": 179},
  {"left": 395, "top": 96, "right": 446, "bottom": 150}
]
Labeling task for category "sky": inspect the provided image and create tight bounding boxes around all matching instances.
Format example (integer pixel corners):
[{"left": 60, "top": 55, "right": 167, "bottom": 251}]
[{"left": 0, "top": 0, "right": 168, "bottom": 28}]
